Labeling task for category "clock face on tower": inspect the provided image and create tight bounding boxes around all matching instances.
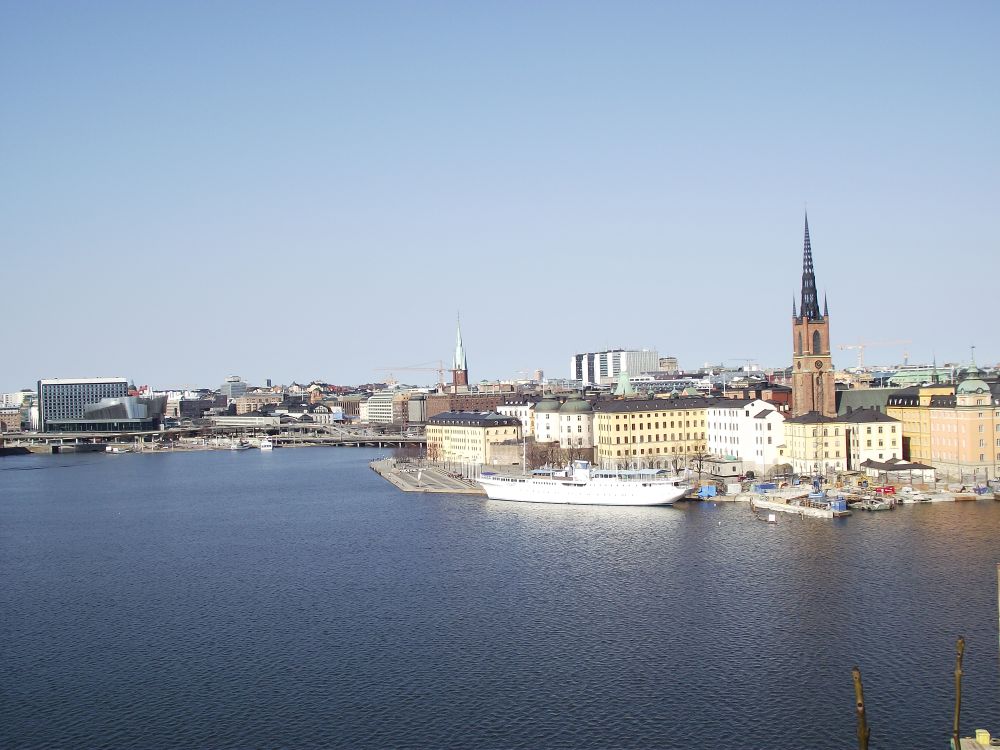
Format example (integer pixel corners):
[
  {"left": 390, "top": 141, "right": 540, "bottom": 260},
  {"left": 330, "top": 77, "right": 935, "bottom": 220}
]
[{"left": 814, "top": 361, "right": 823, "bottom": 370}]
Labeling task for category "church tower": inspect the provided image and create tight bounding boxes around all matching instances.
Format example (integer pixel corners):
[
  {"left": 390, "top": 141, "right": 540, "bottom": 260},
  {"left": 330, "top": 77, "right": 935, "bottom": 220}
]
[
  {"left": 791, "top": 214, "right": 836, "bottom": 417},
  {"left": 451, "top": 316, "right": 469, "bottom": 391}
]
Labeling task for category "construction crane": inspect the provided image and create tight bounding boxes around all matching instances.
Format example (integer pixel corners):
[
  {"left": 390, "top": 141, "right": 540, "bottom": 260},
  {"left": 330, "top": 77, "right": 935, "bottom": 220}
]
[
  {"left": 374, "top": 361, "right": 447, "bottom": 391},
  {"left": 838, "top": 340, "right": 912, "bottom": 369}
]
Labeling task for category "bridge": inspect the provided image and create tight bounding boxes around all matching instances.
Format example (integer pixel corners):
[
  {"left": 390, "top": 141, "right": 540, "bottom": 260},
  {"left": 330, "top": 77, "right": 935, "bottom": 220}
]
[{"left": 3, "top": 423, "right": 426, "bottom": 452}]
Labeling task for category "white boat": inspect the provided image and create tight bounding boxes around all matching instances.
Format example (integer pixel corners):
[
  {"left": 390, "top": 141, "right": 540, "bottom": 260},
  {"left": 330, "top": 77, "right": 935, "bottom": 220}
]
[
  {"left": 259, "top": 438, "right": 273, "bottom": 451},
  {"left": 476, "top": 460, "right": 689, "bottom": 506},
  {"left": 105, "top": 445, "right": 132, "bottom": 454},
  {"left": 229, "top": 440, "right": 252, "bottom": 451}
]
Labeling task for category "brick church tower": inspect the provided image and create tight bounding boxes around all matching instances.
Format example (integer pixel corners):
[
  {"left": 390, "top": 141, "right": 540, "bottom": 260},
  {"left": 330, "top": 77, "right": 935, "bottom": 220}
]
[{"left": 791, "top": 214, "right": 836, "bottom": 417}]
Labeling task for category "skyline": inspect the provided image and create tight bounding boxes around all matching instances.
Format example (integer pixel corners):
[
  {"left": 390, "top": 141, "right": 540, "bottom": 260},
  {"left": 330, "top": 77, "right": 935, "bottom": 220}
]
[{"left": 3, "top": 2, "right": 998, "bottom": 392}]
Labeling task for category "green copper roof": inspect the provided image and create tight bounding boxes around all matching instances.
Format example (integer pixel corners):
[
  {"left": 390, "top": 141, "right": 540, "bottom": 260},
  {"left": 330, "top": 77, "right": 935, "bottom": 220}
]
[{"left": 613, "top": 370, "right": 636, "bottom": 397}]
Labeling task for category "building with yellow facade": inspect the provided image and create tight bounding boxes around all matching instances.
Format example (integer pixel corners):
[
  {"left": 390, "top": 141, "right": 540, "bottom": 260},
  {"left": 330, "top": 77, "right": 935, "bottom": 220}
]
[
  {"left": 593, "top": 397, "right": 710, "bottom": 470},
  {"left": 784, "top": 407, "right": 902, "bottom": 477},
  {"left": 425, "top": 411, "right": 522, "bottom": 465},
  {"left": 886, "top": 383, "right": 954, "bottom": 464}
]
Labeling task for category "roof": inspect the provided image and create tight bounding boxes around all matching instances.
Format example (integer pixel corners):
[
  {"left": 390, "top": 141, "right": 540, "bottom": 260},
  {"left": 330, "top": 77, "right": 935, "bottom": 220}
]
[
  {"left": 427, "top": 411, "right": 521, "bottom": 428},
  {"left": 708, "top": 399, "right": 754, "bottom": 409},
  {"left": 836, "top": 408, "right": 899, "bottom": 424},
  {"left": 784, "top": 411, "right": 839, "bottom": 424},
  {"left": 859, "top": 458, "right": 933, "bottom": 471},
  {"left": 593, "top": 397, "right": 714, "bottom": 414},
  {"left": 753, "top": 409, "right": 775, "bottom": 419},
  {"left": 560, "top": 397, "right": 593, "bottom": 413},
  {"left": 534, "top": 398, "right": 562, "bottom": 413}
]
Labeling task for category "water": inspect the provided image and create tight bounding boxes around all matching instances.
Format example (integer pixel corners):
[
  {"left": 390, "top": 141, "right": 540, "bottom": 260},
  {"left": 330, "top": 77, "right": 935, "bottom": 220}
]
[{"left": 2, "top": 448, "right": 998, "bottom": 749}]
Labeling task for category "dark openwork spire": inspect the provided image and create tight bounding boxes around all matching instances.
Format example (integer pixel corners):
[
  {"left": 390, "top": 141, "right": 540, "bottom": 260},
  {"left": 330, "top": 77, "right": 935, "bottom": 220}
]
[
  {"left": 823, "top": 292, "right": 829, "bottom": 318},
  {"left": 800, "top": 213, "right": 821, "bottom": 320}
]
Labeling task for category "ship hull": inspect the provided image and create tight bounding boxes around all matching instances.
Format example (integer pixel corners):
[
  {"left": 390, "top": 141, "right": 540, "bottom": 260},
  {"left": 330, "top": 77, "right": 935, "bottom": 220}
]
[{"left": 477, "top": 475, "right": 688, "bottom": 506}]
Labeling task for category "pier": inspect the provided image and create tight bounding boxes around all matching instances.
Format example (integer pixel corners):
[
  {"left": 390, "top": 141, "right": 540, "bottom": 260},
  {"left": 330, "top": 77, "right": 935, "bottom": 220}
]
[{"left": 370, "top": 459, "right": 485, "bottom": 495}]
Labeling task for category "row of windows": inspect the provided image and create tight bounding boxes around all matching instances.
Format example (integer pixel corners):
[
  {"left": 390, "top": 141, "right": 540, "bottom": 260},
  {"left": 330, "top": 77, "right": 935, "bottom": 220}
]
[
  {"left": 609, "top": 445, "right": 707, "bottom": 457},
  {"left": 601, "top": 419, "right": 705, "bottom": 432}
]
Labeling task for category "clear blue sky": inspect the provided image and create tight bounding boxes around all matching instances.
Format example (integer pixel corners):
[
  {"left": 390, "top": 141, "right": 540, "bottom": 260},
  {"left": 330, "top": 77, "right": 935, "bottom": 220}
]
[{"left": 2, "top": 1, "right": 997, "bottom": 391}]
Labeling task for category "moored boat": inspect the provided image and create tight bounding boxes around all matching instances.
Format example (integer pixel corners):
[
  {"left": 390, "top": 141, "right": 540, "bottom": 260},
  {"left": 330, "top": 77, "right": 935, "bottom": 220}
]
[
  {"left": 229, "top": 439, "right": 252, "bottom": 451},
  {"left": 259, "top": 437, "right": 273, "bottom": 451},
  {"left": 476, "top": 460, "right": 689, "bottom": 506}
]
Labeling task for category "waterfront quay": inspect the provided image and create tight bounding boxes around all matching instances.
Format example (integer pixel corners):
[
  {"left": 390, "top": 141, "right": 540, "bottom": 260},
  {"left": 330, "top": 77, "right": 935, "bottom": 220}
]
[{"left": 370, "top": 458, "right": 485, "bottom": 495}]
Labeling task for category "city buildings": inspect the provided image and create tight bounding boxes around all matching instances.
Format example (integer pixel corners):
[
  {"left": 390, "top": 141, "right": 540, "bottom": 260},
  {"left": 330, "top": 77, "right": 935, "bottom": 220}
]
[
  {"left": 37, "top": 377, "right": 167, "bottom": 433},
  {"left": 706, "top": 398, "right": 785, "bottom": 474},
  {"left": 531, "top": 394, "right": 595, "bottom": 449},
  {"left": 365, "top": 390, "right": 413, "bottom": 425},
  {"left": 497, "top": 397, "right": 538, "bottom": 438},
  {"left": 0, "top": 406, "right": 21, "bottom": 432},
  {"left": 593, "top": 397, "right": 711, "bottom": 469},
  {"left": 38, "top": 378, "right": 123, "bottom": 432},
  {"left": 425, "top": 392, "right": 505, "bottom": 420},
  {"left": 220, "top": 375, "right": 248, "bottom": 400},
  {"left": 425, "top": 411, "right": 521, "bottom": 464},
  {"left": 570, "top": 349, "right": 659, "bottom": 386}
]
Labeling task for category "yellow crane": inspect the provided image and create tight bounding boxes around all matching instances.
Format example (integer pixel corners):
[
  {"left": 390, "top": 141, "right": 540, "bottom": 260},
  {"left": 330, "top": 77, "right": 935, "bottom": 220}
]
[{"left": 838, "top": 340, "right": 912, "bottom": 369}]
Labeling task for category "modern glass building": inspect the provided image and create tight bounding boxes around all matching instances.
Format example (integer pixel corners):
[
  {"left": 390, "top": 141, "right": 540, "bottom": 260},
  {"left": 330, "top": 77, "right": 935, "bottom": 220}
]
[{"left": 37, "top": 378, "right": 166, "bottom": 432}]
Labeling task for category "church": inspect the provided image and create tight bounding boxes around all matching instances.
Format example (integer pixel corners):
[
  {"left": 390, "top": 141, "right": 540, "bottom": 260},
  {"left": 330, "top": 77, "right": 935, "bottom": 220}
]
[{"left": 783, "top": 216, "right": 902, "bottom": 477}]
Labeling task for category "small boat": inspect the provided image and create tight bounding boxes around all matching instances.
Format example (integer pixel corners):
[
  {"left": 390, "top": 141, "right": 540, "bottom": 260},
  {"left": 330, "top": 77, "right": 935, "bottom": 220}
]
[
  {"left": 849, "top": 498, "right": 893, "bottom": 512},
  {"left": 229, "top": 440, "right": 253, "bottom": 451},
  {"left": 259, "top": 438, "right": 273, "bottom": 451},
  {"left": 105, "top": 445, "right": 133, "bottom": 454},
  {"left": 897, "top": 486, "right": 931, "bottom": 504}
]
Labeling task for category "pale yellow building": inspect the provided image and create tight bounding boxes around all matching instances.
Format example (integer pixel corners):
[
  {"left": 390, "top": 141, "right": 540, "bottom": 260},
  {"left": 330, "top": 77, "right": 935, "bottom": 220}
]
[
  {"left": 425, "top": 411, "right": 522, "bottom": 465},
  {"left": 840, "top": 409, "right": 902, "bottom": 468},
  {"left": 782, "top": 408, "right": 901, "bottom": 477},
  {"left": 593, "top": 397, "right": 710, "bottom": 469},
  {"left": 886, "top": 384, "right": 953, "bottom": 464},
  {"left": 233, "top": 393, "right": 283, "bottom": 414},
  {"left": 782, "top": 412, "right": 846, "bottom": 476}
]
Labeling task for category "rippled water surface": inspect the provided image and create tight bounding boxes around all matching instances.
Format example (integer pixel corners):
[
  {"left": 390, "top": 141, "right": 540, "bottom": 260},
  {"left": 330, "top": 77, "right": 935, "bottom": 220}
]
[{"left": 2, "top": 448, "right": 998, "bottom": 749}]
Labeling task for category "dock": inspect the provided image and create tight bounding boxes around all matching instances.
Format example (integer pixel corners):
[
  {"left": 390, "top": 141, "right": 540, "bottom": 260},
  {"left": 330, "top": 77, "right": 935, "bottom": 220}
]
[{"left": 370, "top": 459, "right": 486, "bottom": 495}]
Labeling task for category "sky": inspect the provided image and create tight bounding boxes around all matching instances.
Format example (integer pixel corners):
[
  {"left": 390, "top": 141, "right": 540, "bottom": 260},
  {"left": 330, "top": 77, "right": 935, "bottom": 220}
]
[{"left": 2, "top": 1, "right": 998, "bottom": 391}]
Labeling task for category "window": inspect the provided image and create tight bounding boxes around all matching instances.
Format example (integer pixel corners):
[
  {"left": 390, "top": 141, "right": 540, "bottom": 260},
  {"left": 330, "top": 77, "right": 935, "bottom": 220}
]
[{"left": 813, "top": 330, "right": 821, "bottom": 354}]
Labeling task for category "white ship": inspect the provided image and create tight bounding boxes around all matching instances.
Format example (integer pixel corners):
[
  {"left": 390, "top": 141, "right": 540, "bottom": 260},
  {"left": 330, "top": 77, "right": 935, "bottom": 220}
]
[
  {"left": 259, "top": 437, "right": 273, "bottom": 450},
  {"left": 477, "top": 460, "right": 689, "bottom": 507}
]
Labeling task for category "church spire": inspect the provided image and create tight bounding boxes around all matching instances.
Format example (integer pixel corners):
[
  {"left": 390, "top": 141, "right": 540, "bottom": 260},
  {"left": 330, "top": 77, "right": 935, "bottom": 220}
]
[
  {"left": 453, "top": 315, "right": 467, "bottom": 371},
  {"left": 823, "top": 292, "right": 829, "bottom": 318},
  {"left": 800, "top": 212, "right": 821, "bottom": 320},
  {"left": 792, "top": 295, "right": 797, "bottom": 318}
]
